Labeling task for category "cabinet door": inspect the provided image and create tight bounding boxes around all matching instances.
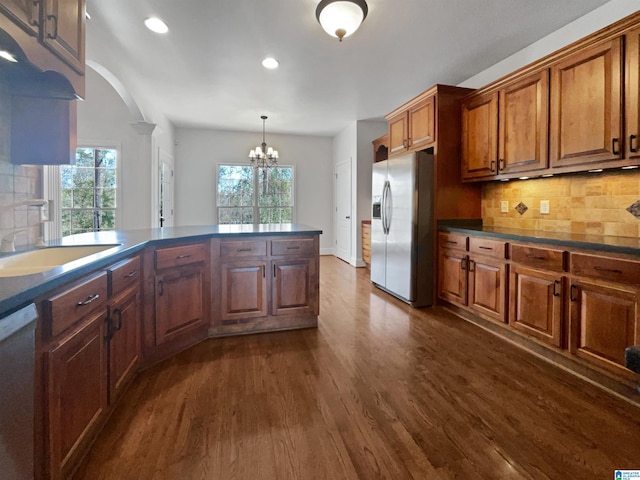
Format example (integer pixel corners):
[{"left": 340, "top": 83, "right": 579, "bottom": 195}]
[
  {"left": 569, "top": 279, "right": 639, "bottom": 375},
  {"left": 626, "top": 27, "right": 640, "bottom": 161},
  {"left": 498, "top": 70, "right": 549, "bottom": 174},
  {"left": 42, "top": 0, "right": 85, "bottom": 73},
  {"left": 550, "top": 38, "right": 623, "bottom": 168},
  {"left": 388, "top": 112, "right": 408, "bottom": 157},
  {"left": 155, "top": 266, "right": 206, "bottom": 344},
  {"left": 47, "top": 310, "right": 107, "bottom": 480},
  {"left": 221, "top": 260, "right": 268, "bottom": 321},
  {"left": 408, "top": 95, "right": 435, "bottom": 150},
  {"left": 437, "top": 249, "right": 468, "bottom": 306},
  {"left": 0, "top": 0, "right": 38, "bottom": 35},
  {"left": 108, "top": 286, "right": 140, "bottom": 403},
  {"left": 468, "top": 256, "right": 507, "bottom": 322},
  {"left": 509, "top": 266, "right": 563, "bottom": 347},
  {"left": 462, "top": 92, "right": 498, "bottom": 179},
  {"left": 272, "top": 258, "right": 318, "bottom": 316}
]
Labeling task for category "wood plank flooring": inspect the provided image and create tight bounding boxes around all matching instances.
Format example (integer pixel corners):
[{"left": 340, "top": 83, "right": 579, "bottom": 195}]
[{"left": 75, "top": 256, "right": 640, "bottom": 479}]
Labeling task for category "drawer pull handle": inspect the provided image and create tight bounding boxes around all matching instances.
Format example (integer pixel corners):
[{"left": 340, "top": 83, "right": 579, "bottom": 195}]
[
  {"left": 468, "top": 260, "right": 475, "bottom": 272},
  {"left": 77, "top": 294, "right": 100, "bottom": 306},
  {"left": 612, "top": 138, "right": 620, "bottom": 155},
  {"left": 113, "top": 308, "right": 123, "bottom": 332},
  {"left": 594, "top": 266, "right": 622, "bottom": 274},
  {"left": 570, "top": 284, "right": 578, "bottom": 302},
  {"left": 176, "top": 254, "right": 192, "bottom": 259},
  {"left": 461, "top": 257, "right": 467, "bottom": 270},
  {"left": 46, "top": 14, "right": 58, "bottom": 39},
  {"left": 479, "top": 246, "right": 493, "bottom": 250},
  {"left": 237, "top": 248, "right": 252, "bottom": 252},
  {"left": 158, "top": 280, "right": 164, "bottom": 297},
  {"left": 526, "top": 254, "right": 546, "bottom": 260},
  {"left": 498, "top": 158, "right": 505, "bottom": 170},
  {"left": 124, "top": 270, "right": 137, "bottom": 278},
  {"left": 262, "top": 265, "right": 266, "bottom": 278},
  {"left": 630, "top": 134, "right": 638, "bottom": 153},
  {"left": 490, "top": 160, "right": 495, "bottom": 172},
  {"left": 553, "top": 280, "right": 561, "bottom": 297},
  {"left": 446, "top": 240, "right": 458, "bottom": 245},
  {"left": 286, "top": 246, "right": 300, "bottom": 250}
]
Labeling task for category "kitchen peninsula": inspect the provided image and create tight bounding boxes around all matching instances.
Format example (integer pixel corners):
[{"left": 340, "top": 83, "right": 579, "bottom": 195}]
[{"left": 0, "top": 224, "right": 321, "bottom": 480}]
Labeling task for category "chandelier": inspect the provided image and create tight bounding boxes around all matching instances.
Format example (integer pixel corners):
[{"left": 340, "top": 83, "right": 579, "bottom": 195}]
[{"left": 249, "top": 115, "right": 279, "bottom": 169}]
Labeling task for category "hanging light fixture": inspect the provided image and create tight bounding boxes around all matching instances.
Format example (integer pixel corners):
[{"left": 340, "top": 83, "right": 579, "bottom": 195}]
[
  {"left": 249, "top": 115, "right": 279, "bottom": 169},
  {"left": 316, "top": 0, "right": 368, "bottom": 42}
]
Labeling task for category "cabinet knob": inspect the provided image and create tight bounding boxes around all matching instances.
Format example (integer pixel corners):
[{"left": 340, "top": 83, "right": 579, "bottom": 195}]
[
  {"left": 630, "top": 134, "right": 638, "bottom": 153},
  {"left": 46, "top": 14, "right": 58, "bottom": 39}
]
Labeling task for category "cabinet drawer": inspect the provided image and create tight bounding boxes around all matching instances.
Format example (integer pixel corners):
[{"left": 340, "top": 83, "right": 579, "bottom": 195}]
[
  {"left": 570, "top": 253, "right": 640, "bottom": 286},
  {"left": 468, "top": 237, "right": 507, "bottom": 259},
  {"left": 271, "top": 238, "right": 315, "bottom": 256},
  {"left": 220, "top": 240, "right": 267, "bottom": 258},
  {"left": 45, "top": 272, "right": 108, "bottom": 338},
  {"left": 156, "top": 243, "right": 207, "bottom": 270},
  {"left": 510, "top": 244, "right": 566, "bottom": 272},
  {"left": 439, "top": 232, "right": 468, "bottom": 251},
  {"left": 108, "top": 255, "right": 141, "bottom": 296}
]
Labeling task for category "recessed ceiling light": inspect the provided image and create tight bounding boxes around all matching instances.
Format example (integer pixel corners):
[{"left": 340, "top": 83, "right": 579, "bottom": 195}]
[
  {"left": 262, "top": 57, "right": 279, "bottom": 70},
  {"left": 518, "top": 176, "right": 529, "bottom": 180},
  {"left": 144, "top": 17, "right": 169, "bottom": 34},
  {"left": 0, "top": 50, "right": 17, "bottom": 63},
  {"left": 621, "top": 165, "right": 638, "bottom": 170},
  {"left": 588, "top": 169, "right": 603, "bottom": 173}
]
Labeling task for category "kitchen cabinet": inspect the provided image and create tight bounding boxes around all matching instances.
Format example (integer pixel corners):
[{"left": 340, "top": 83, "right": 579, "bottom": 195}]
[
  {"left": 361, "top": 221, "right": 371, "bottom": 266},
  {"left": 462, "top": 70, "right": 549, "bottom": 180},
  {"left": 41, "top": 0, "right": 85, "bottom": 73},
  {"left": 509, "top": 244, "right": 566, "bottom": 347},
  {"left": 154, "top": 242, "right": 210, "bottom": 345},
  {"left": 386, "top": 91, "right": 436, "bottom": 157},
  {"left": 626, "top": 27, "right": 640, "bottom": 161},
  {"left": 461, "top": 91, "right": 498, "bottom": 179},
  {"left": 106, "top": 256, "right": 141, "bottom": 403},
  {"left": 0, "top": 0, "right": 85, "bottom": 96},
  {"left": 372, "top": 134, "right": 388, "bottom": 162},
  {"left": 549, "top": 37, "right": 623, "bottom": 169},
  {"left": 437, "top": 232, "right": 507, "bottom": 323},
  {"left": 213, "top": 235, "right": 319, "bottom": 333},
  {"left": 41, "top": 271, "right": 109, "bottom": 480},
  {"left": 0, "top": 0, "right": 38, "bottom": 35}
]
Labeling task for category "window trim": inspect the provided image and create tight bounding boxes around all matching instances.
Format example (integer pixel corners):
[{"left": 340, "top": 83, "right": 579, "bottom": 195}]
[{"left": 215, "top": 163, "right": 295, "bottom": 225}]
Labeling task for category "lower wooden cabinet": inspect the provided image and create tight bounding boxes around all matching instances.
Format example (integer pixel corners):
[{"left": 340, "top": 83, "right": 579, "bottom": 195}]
[
  {"left": 437, "top": 246, "right": 468, "bottom": 305},
  {"left": 272, "top": 258, "right": 319, "bottom": 316},
  {"left": 220, "top": 260, "right": 268, "bottom": 321},
  {"left": 569, "top": 279, "right": 640, "bottom": 375},
  {"left": 468, "top": 255, "right": 508, "bottom": 323},
  {"left": 45, "top": 309, "right": 108, "bottom": 480},
  {"left": 509, "top": 265, "right": 563, "bottom": 347}
]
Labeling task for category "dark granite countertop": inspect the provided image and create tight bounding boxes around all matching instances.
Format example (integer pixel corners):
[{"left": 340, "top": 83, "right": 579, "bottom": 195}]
[
  {"left": 0, "top": 224, "right": 322, "bottom": 318},
  {"left": 438, "top": 220, "right": 640, "bottom": 256}
]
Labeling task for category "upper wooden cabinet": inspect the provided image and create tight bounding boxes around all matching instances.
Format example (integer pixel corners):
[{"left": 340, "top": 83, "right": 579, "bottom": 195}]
[
  {"left": 386, "top": 90, "right": 437, "bottom": 157},
  {"left": 372, "top": 134, "right": 389, "bottom": 163},
  {"left": 0, "top": 0, "right": 38, "bottom": 35},
  {"left": 549, "top": 37, "right": 623, "bottom": 169},
  {"left": 42, "top": 0, "right": 85, "bottom": 74},
  {"left": 461, "top": 91, "right": 498, "bottom": 179},
  {"left": 462, "top": 71, "right": 549, "bottom": 180},
  {"left": 0, "top": 0, "right": 85, "bottom": 96},
  {"left": 388, "top": 96, "right": 435, "bottom": 156},
  {"left": 626, "top": 27, "right": 640, "bottom": 161}
]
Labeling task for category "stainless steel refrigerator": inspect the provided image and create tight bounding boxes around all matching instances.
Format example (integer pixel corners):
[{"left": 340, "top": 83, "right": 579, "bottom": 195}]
[{"left": 370, "top": 150, "right": 434, "bottom": 307}]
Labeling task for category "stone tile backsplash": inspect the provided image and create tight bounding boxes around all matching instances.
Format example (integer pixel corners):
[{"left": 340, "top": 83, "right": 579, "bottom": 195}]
[
  {"left": 482, "top": 169, "right": 640, "bottom": 238},
  {"left": 0, "top": 76, "right": 44, "bottom": 250}
]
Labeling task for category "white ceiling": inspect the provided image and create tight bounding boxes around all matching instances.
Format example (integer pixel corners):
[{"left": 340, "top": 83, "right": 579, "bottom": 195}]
[{"left": 85, "top": 0, "right": 612, "bottom": 136}]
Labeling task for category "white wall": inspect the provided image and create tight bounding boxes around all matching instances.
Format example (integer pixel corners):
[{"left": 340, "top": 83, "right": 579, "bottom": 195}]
[
  {"left": 174, "top": 128, "right": 334, "bottom": 254},
  {"left": 459, "top": 0, "right": 639, "bottom": 88},
  {"left": 332, "top": 122, "right": 357, "bottom": 263},
  {"left": 77, "top": 68, "right": 152, "bottom": 230}
]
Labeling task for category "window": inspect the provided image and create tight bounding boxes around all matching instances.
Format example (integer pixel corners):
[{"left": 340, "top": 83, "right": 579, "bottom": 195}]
[
  {"left": 60, "top": 147, "right": 117, "bottom": 236},
  {"left": 217, "top": 165, "right": 293, "bottom": 224}
]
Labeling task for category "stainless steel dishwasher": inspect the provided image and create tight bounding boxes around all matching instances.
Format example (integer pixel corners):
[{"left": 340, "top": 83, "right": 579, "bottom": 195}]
[{"left": 0, "top": 303, "right": 38, "bottom": 480}]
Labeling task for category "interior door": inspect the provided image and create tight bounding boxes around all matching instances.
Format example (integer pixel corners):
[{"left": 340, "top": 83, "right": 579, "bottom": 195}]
[
  {"left": 159, "top": 149, "right": 174, "bottom": 227},
  {"left": 335, "top": 160, "right": 351, "bottom": 263}
]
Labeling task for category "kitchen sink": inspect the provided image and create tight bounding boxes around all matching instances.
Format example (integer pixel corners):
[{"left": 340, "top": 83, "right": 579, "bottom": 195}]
[{"left": 0, "top": 245, "right": 121, "bottom": 277}]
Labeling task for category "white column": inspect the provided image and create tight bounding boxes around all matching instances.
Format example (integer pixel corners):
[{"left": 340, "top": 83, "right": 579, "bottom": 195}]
[{"left": 129, "top": 121, "right": 157, "bottom": 228}]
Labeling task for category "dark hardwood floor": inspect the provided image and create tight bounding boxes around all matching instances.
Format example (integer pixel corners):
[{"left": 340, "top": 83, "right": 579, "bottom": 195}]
[{"left": 75, "top": 256, "right": 640, "bottom": 479}]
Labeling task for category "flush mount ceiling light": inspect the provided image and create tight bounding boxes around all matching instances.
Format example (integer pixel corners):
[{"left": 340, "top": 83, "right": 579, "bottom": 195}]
[
  {"left": 249, "top": 116, "right": 279, "bottom": 169},
  {"left": 144, "top": 17, "right": 169, "bottom": 34},
  {"left": 262, "top": 57, "right": 279, "bottom": 70},
  {"left": 316, "top": 0, "right": 368, "bottom": 42}
]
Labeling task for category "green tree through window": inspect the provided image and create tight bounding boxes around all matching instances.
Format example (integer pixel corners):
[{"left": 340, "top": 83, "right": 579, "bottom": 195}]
[
  {"left": 61, "top": 148, "right": 117, "bottom": 236},
  {"left": 217, "top": 165, "right": 293, "bottom": 224}
]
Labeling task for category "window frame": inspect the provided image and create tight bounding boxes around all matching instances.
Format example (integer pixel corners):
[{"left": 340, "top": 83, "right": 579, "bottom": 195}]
[
  {"left": 215, "top": 163, "right": 295, "bottom": 225},
  {"left": 60, "top": 143, "right": 122, "bottom": 236}
]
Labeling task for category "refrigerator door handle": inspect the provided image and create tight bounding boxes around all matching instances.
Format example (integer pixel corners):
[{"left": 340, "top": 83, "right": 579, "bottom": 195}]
[
  {"left": 382, "top": 180, "right": 390, "bottom": 234},
  {"left": 386, "top": 181, "right": 392, "bottom": 233}
]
